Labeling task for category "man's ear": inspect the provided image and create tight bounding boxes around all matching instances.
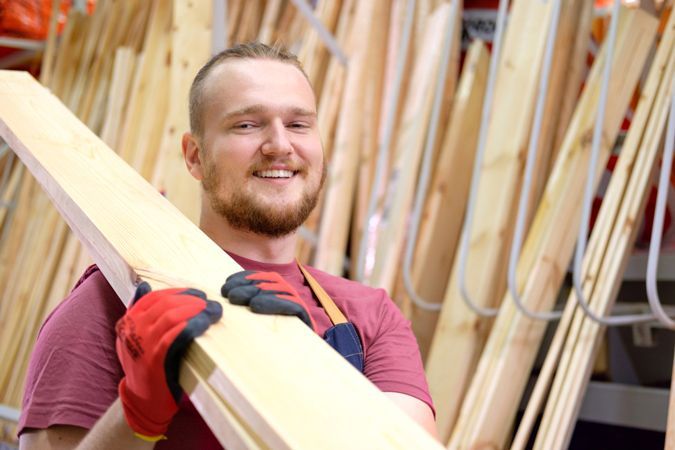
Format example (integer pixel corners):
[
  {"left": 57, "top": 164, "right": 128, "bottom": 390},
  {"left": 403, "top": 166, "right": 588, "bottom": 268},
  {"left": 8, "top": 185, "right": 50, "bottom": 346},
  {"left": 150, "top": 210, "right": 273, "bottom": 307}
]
[{"left": 182, "top": 132, "right": 204, "bottom": 180}]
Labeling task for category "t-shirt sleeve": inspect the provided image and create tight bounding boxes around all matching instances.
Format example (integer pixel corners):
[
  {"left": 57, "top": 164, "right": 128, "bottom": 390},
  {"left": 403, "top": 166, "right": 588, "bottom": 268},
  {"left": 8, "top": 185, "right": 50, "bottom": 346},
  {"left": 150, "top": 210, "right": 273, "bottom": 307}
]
[
  {"left": 17, "top": 266, "right": 126, "bottom": 436},
  {"left": 362, "top": 290, "right": 435, "bottom": 415}
]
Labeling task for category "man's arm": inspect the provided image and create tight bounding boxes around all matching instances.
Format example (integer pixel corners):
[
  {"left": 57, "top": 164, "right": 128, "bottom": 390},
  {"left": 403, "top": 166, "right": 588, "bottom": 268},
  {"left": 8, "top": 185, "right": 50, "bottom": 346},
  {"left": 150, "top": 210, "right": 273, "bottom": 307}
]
[
  {"left": 385, "top": 392, "right": 438, "bottom": 439},
  {"left": 19, "top": 399, "right": 152, "bottom": 450}
]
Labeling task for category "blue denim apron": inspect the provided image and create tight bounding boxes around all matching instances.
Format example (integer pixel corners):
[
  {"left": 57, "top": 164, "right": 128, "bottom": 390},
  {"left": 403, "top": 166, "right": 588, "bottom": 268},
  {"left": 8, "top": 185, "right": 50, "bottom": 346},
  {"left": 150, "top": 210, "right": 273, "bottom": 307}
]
[{"left": 298, "top": 263, "right": 364, "bottom": 372}]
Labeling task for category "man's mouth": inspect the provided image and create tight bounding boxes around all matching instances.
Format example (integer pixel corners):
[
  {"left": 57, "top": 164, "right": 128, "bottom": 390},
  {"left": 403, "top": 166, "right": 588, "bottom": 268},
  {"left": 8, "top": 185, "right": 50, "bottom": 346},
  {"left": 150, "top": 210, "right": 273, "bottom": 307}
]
[{"left": 253, "top": 169, "right": 298, "bottom": 179}]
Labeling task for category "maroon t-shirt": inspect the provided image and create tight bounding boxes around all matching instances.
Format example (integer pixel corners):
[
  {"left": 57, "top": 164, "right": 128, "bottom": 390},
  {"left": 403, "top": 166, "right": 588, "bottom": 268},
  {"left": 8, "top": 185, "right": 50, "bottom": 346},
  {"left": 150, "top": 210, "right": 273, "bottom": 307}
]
[{"left": 19, "top": 254, "right": 433, "bottom": 448}]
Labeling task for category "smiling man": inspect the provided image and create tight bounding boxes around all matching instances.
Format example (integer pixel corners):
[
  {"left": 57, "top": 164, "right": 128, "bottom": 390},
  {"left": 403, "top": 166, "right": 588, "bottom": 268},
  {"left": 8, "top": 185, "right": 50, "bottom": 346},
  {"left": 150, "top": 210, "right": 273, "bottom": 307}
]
[{"left": 17, "top": 43, "right": 437, "bottom": 450}]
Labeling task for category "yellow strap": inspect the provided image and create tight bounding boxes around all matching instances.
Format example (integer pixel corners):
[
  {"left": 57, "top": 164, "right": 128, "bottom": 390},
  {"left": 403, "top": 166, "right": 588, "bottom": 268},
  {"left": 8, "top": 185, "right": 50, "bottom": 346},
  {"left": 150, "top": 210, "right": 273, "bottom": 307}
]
[
  {"left": 297, "top": 260, "right": 348, "bottom": 325},
  {"left": 133, "top": 432, "right": 167, "bottom": 442}
]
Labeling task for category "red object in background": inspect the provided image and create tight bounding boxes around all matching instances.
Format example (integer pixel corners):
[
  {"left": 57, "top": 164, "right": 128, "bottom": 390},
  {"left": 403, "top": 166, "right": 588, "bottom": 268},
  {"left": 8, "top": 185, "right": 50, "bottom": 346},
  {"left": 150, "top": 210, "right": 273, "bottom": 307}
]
[
  {"left": 0, "top": 1, "right": 94, "bottom": 71},
  {"left": 0, "top": 0, "right": 72, "bottom": 40}
]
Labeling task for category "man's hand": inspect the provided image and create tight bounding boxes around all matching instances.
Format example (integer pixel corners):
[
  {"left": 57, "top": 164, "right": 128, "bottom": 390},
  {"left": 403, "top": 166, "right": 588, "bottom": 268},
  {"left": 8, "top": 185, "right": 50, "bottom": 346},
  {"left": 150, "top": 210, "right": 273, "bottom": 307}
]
[
  {"left": 115, "top": 282, "right": 223, "bottom": 441},
  {"left": 221, "top": 271, "right": 316, "bottom": 332}
]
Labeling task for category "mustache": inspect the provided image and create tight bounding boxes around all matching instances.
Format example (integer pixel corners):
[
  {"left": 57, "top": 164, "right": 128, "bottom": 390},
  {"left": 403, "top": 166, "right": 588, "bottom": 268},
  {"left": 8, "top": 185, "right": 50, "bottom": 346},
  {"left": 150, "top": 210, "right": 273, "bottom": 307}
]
[{"left": 248, "top": 158, "right": 306, "bottom": 174}]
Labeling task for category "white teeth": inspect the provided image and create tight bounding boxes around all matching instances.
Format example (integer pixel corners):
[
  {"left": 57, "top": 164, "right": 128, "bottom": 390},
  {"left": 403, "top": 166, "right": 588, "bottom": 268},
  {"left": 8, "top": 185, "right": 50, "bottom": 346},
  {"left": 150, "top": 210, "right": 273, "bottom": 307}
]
[{"left": 255, "top": 169, "right": 294, "bottom": 178}]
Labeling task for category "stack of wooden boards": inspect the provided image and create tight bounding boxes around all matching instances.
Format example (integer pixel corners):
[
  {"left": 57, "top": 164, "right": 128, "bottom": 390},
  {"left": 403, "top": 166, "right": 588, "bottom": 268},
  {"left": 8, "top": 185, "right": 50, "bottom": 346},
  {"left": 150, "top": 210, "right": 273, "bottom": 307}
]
[{"left": 0, "top": 0, "right": 674, "bottom": 447}]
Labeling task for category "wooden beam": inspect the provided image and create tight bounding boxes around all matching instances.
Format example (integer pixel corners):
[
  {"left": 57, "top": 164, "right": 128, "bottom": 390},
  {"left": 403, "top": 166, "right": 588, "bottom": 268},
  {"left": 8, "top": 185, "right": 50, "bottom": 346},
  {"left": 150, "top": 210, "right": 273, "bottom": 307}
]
[
  {"left": 151, "top": 0, "right": 211, "bottom": 223},
  {"left": 313, "top": 0, "right": 381, "bottom": 275},
  {"left": 0, "top": 70, "right": 443, "bottom": 450},
  {"left": 407, "top": 39, "right": 488, "bottom": 359},
  {"left": 447, "top": 8, "right": 657, "bottom": 449},
  {"left": 360, "top": 2, "right": 458, "bottom": 290},
  {"left": 424, "top": 0, "right": 556, "bottom": 441},
  {"left": 533, "top": 14, "right": 675, "bottom": 448},
  {"left": 513, "top": 10, "right": 675, "bottom": 447}
]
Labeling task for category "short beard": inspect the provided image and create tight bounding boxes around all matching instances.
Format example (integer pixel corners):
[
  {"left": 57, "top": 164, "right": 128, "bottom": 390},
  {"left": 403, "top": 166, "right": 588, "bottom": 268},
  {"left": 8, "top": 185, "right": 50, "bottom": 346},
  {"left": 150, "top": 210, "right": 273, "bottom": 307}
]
[{"left": 202, "top": 161, "right": 326, "bottom": 238}]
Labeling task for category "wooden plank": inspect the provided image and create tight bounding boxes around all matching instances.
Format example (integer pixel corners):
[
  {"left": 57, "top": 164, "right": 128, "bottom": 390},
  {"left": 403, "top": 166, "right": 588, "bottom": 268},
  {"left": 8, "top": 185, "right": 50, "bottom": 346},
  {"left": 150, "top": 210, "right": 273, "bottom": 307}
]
[
  {"left": 423, "top": 0, "right": 555, "bottom": 441},
  {"left": 117, "top": 0, "right": 171, "bottom": 178},
  {"left": 365, "top": 2, "right": 460, "bottom": 293},
  {"left": 297, "top": 0, "right": 342, "bottom": 96},
  {"left": 549, "top": 0, "right": 594, "bottom": 170},
  {"left": 513, "top": 12, "right": 674, "bottom": 447},
  {"left": 447, "top": 8, "right": 657, "bottom": 449},
  {"left": 295, "top": 0, "right": 355, "bottom": 264},
  {"left": 533, "top": 18, "right": 674, "bottom": 449},
  {"left": 407, "top": 39, "right": 488, "bottom": 359},
  {"left": 0, "top": 70, "right": 443, "bottom": 450},
  {"left": 527, "top": 0, "right": 584, "bottom": 218},
  {"left": 151, "top": 0, "right": 211, "bottom": 223},
  {"left": 349, "top": 0, "right": 391, "bottom": 278},
  {"left": 312, "top": 0, "right": 381, "bottom": 274},
  {"left": 257, "top": 0, "right": 284, "bottom": 44},
  {"left": 100, "top": 47, "right": 137, "bottom": 150},
  {"left": 39, "top": 0, "right": 62, "bottom": 86}
]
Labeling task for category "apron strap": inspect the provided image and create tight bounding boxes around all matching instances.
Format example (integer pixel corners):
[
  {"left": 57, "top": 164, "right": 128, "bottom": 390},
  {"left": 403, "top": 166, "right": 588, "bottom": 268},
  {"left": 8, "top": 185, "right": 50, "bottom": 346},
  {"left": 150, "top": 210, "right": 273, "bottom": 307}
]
[{"left": 296, "top": 260, "right": 348, "bottom": 325}]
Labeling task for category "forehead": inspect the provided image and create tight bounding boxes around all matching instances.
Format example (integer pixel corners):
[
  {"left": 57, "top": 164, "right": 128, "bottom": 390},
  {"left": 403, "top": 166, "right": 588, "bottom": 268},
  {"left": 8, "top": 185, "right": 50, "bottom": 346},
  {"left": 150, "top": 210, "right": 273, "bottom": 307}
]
[{"left": 201, "top": 58, "right": 317, "bottom": 117}]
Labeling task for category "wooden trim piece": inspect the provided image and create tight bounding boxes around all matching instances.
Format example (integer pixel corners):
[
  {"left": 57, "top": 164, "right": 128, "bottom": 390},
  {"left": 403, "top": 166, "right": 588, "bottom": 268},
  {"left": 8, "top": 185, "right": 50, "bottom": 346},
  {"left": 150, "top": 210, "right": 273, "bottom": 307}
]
[
  {"left": 0, "top": 70, "right": 443, "bottom": 450},
  {"left": 364, "top": 2, "right": 458, "bottom": 291},
  {"left": 514, "top": 10, "right": 675, "bottom": 448},
  {"left": 407, "top": 39, "right": 488, "bottom": 359},
  {"left": 313, "top": 0, "right": 381, "bottom": 275},
  {"left": 151, "top": 0, "right": 211, "bottom": 223},
  {"left": 448, "top": 8, "right": 658, "bottom": 449},
  {"left": 424, "top": 0, "right": 555, "bottom": 441},
  {"left": 533, "top": 16, "right": 674, "bottom": 450},
  {"left": 117, "top": 0, "right": 171, "bottom": 178}
]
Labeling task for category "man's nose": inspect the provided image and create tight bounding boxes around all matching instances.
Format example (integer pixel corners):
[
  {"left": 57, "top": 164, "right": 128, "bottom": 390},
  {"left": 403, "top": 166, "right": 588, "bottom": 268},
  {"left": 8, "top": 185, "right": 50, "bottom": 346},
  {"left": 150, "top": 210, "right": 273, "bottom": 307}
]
[{"left": 261, "top": 121, "right": 293, "bottom": 156}]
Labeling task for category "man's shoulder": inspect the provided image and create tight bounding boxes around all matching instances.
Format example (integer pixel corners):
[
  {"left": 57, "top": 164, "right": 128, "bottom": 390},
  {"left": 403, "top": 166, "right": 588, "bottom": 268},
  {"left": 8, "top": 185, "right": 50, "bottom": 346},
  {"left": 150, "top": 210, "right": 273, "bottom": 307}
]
[
  {"left": 40, "top": 264, "right": 125, "bottom": 335},
  {"left": 302, "top": 265, "right": 388, "bottom": 301}
]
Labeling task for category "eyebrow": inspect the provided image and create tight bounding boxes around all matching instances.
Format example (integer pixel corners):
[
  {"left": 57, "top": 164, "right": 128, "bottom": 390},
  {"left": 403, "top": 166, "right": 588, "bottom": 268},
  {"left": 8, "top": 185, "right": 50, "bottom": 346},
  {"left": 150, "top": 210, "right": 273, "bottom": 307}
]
[{"left": 222, "top": 105, "right": 317, "bottom": 121}]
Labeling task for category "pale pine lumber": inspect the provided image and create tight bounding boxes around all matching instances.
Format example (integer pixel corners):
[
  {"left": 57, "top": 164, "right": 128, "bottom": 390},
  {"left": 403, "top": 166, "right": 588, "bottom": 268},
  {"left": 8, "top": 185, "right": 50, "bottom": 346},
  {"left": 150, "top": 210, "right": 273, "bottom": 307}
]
[
  {"left": 257, "top": 0, "right": 283, "bottom": 44},
  {"left": 117, "top": 0, "right": 171, "bottom": 178},
  {"left": 534, "top": 21, "right": 674, "bottom": 450},
  {"left": 0, "top": 162, "right": 22, "bottom": 230},
  {"left": 312, "top": 0, "right": 381, "bottom": 275},
  {"left": 39, "top": 0, "right": 61, "bottom": 86},
  {"left": 294, "top": 0, "right": 355, "bottom": 264},
  {"left": 527, "top": 0, "right": 583, "bottom": 216},
  {"left": 151, "top": 0, "right": 211, "bottom": 224},
  {"left": 514, "top": 13, "right": 674, "bottom": 447},
  {"left": 297, "top": 0, "right": 342, "bottom": 96},
  {"left": 550, "top": 0, "right": 594, "bottom": 169},
  {"left": 349, "top": 0, "right": 391, "bottom": 278},
  {"left": 0, "top": 70, "right": 443, "bottom": 450},
  {"left": 407, "top": 39, "right": 488, "bottom": 359},
  {"left": 100, "top": 47, "right": 137, "bottom": 150},
  {"left": 361, "top": 2, "right": 457, "bottom": 291},
  {"left": 447, "top": 8, "right": 658, "bottom": 449},
  {"left": 66, "top": 0, "right": 110, "bottom": 113},
  {"left": 234, "top": 0, "right": 263, "bottom": 45},
  {"left": 423, "top": 0, "right": 556, "bottom": 441}
]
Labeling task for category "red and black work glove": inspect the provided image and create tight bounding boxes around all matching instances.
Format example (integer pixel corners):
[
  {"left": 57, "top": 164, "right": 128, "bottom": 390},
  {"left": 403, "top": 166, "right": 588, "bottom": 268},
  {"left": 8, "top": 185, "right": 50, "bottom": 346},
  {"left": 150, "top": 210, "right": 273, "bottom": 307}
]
[
  {"left": 221, "top": 271, "right": 316, "bottom": 332},
  {"left": 115, "top": 282, "right": 223, "bottom": 441}
]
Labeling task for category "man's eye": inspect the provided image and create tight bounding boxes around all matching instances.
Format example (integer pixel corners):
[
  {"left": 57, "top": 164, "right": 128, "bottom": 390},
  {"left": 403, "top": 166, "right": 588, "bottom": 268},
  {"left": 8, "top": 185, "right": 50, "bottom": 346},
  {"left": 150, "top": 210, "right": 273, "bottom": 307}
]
[
  {"left": 234, "top": 122, "right": 256, "bottom": 129},
  {"left": 288, "top": 122, "right": 309, "bottom": 129}
]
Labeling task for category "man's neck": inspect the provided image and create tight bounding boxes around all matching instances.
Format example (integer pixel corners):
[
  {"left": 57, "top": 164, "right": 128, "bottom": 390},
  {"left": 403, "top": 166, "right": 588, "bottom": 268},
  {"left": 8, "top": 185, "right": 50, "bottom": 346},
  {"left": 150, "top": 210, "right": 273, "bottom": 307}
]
[{"left": 200, "top": 215, "right": 298, "bottom": 264}]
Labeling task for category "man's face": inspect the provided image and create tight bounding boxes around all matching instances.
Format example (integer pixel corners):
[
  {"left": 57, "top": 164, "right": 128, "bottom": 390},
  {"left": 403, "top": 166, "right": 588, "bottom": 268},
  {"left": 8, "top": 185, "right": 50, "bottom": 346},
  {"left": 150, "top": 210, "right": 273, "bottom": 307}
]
[{"left": 196, "top": 58, "right": 325, "bottom": 237}]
